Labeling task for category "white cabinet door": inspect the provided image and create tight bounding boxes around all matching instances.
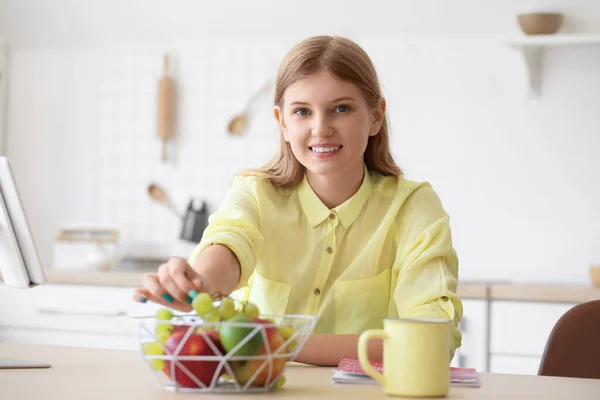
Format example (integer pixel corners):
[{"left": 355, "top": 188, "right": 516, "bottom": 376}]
[
  {"left": 452, "top": 299, "right": 488, "bottom": 372},
  {"left": 0, "top": 326, "right": 139, "bottom": 350},
  {"left": 490, "top": 301, "right": 574, "bottom": 357},
  {"left": 490, "top": 355, "right": 542, "bottom": 376},
  {"left": 0, "top": 283, "right": 164, "bottom": 349}
]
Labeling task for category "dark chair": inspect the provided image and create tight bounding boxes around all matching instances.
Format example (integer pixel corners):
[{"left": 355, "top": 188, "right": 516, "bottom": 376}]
[{"left": 538, "top": 299, "right": 600, "bottom": 379}]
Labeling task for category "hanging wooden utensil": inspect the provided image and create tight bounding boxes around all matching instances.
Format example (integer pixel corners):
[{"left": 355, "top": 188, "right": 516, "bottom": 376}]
[
  {"left": 227, "top": 79, "right": 272, "bottom": 135},
  {"left": 157, "top": 54, "right": 176, "bottom": 162},
  {"left": 147, "top": 183, "right": 181, "bottom": 218}
]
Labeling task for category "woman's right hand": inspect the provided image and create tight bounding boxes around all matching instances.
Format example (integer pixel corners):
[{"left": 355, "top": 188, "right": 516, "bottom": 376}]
[{"left": 132, "top": 257, "right": 206, "bottom": 312}]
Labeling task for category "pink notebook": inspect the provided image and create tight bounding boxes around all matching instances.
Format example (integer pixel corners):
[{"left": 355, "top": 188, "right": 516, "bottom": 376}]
[{"left": 332, "top": 356, "right": 480, "bottom": 388}]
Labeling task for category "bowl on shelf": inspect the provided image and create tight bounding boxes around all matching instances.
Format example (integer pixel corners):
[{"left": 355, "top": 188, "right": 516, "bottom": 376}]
[
  {"left": 133, "top": 312, "right": 317, "bottom": 393},
  {"left": 517, "top": 12, "right": 563, "bottom": 35},
  {"left": 590, "top": 265, "right": 600, "bottom": 288}
]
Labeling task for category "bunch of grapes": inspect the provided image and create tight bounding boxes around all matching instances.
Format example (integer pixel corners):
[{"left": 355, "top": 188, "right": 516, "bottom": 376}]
[{"left": 190, "top": 292, "right": 260, "bottom": 322}]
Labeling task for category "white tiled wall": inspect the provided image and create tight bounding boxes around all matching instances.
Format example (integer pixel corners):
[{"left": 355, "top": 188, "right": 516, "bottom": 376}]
[{"left": 93, "top": 42, "right": 286, "bottom": 257}]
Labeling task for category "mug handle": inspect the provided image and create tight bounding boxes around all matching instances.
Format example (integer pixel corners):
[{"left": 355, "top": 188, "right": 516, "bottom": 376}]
[{"left": 358, "top": 329, "right": 388, "bottom": 387}]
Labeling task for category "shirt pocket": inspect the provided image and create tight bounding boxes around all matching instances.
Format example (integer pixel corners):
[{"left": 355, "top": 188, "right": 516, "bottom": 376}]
[
  {"left": 334, "top": 268, "right": 391, "bottom": 334},
  {"left": 248, "top": 269, "right": 292, "bottom": 317}
]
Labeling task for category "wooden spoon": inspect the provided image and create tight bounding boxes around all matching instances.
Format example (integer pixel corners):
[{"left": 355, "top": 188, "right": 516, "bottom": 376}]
[
  {"left": 227, "top": 79, "right": 272, "bottom": 135},
  {"left": 147, "top": 183, "right": 181, "bottom": 218}
]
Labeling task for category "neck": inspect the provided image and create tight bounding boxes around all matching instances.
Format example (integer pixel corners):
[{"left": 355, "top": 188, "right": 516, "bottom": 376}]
[{"left": 306, "top": 162, "right": 365, "bottom": 209}]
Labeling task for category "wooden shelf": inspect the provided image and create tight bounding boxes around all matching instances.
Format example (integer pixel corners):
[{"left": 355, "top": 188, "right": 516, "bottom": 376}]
[{"left": 501, "top": 34, "right": 600, "bottom": 97}]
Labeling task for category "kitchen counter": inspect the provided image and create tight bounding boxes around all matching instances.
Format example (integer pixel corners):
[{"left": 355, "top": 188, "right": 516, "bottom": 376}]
[
  {"left": 35, "top": 268, "right": 149, "bottom": 287},
  {"left": 3, "top": 269, "right": 600, "bottom": 303},
  {"left": 1, "top": 343, "right": 600, "bottom": 399}
]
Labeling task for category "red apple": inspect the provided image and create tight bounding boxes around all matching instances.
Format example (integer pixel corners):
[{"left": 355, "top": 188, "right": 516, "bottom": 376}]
[
  {"left": 229, "top": 318, "right": 289, "bottom": 387},
  {"left": 163, "top": 329, "right": 225, "bottom": 388}
]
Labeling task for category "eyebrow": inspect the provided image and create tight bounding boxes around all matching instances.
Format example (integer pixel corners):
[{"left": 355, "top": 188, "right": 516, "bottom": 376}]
[{"left": 288, "top": 96, "right": 357, "bottom": 106}]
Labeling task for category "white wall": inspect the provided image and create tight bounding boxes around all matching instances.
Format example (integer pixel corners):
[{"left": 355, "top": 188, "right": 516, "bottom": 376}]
[{"left": 1, "top": 0, "right": 600, "bottom": 284}]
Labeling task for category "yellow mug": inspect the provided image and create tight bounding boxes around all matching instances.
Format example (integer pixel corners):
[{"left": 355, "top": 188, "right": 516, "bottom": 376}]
[{"left": 358, "top": 318, "right": 452, "bottom": 397}]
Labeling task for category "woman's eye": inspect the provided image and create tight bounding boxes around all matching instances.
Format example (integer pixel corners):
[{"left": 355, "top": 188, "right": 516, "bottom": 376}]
[
  {"left": 295, "top": 108, "right": 309, "bottom": 116},
  {"left": 335, "top": 105, "right": 350, "bottom": 113}
]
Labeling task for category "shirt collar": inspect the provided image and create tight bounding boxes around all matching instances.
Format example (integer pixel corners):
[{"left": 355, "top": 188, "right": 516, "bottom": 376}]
[{"left": 296, "top": 164, "right": 373, "bottom": 229}]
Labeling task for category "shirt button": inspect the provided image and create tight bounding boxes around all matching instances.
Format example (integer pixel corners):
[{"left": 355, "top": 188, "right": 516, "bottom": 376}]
[
  {"left": 326, "top": 246, "right": 333, "bottom": 254},
  {"left": 314, "top": 288, "right": 321, "bottom": 295},
  {"left": 329, "top": 213, "right": 335, "bottom": 220}
]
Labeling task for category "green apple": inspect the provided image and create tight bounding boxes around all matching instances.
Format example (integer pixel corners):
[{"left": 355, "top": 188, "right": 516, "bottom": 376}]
[
  {"left": 229, "top": 318, "right": 288, "bottom": 387},
  {"left": 219, "top": 315, "right": 263, "bottom": 356}
]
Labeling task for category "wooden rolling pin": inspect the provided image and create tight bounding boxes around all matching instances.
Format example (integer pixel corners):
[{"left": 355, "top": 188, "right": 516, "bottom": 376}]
[{"left": 157, "top": 54, "right": 175, "bottom": 162}]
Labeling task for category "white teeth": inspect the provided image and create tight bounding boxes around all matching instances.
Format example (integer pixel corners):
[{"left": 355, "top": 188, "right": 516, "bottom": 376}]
[{"left": 311, "top": 146, "right": 341, "bottom": 153}]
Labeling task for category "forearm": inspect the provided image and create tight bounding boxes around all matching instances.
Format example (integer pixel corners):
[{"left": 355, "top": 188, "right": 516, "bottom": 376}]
[
  {"left": 294, "top": 334, "right": 383, "bottom": 367},
  {"left": 190, "top": 244, "right": 241, "bottom": 297}
]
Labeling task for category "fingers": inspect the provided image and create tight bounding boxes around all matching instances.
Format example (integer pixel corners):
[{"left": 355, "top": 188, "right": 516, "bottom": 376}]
[
  {"left": 158, "top": 263, "right": 189, "bottom": 303},
  {"left": 132, "top": 287, "right": 151, "bottom": 303},
  {"left": 132, "top": 287, "right": 179, "bottom": 310},
  {"left": 140, "top": 272, "right": 193, "bottom": 312},
  {"left": 167, "top": 257, "right": 205, "bottom": 300},
  {"left": 132, "top": 257, "right": 208, "bottom": 313}
]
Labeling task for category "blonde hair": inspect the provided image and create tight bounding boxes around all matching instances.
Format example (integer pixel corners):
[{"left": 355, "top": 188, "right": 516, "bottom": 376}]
[{"left": 242, "top": 35, "right": 402, "bottom": 188}]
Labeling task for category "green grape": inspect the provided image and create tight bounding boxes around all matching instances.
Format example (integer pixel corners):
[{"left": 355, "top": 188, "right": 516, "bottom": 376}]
[
  {"left": 142, "top": 342, "right": 163, "bottom": 354},
  {"left": 278, "top": 325, "right": 297, "bottom": 349},
  {"left": 274, "top": 375, "right": 286, "bottom": 390},
  {"left": 155, "top": 323, "right": 173, "bottom": 336},
  {"left": 142, "top": 342, "right": 165, "bottom": 370},
  {"left": 191, "top": 292, "right": 214, "bottom": 317},
  {"left": 156, "top": 330, "right": 171, "bottom": 345},
  {"left": 243, "top": 302, "right": 260, "bottom": 319},
  {"left": 278, "top": 325, "right": 294, "bottom": 339},
  {"left": 203, "top": 307, "right": 220, "bottom": 322},
  {"left": 218, "top": 298, "right": 236, "bottom": 320},
  {"left": 155, "top": 308, "right": 173, "bottom": 321}
]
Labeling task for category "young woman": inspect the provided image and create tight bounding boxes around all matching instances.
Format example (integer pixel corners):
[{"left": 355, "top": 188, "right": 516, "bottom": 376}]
[{"left": 133, "top": 35, "right": 463, "bottom": 367}]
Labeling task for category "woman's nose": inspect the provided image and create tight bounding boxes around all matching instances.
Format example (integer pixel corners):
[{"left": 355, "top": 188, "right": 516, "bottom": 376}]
[{"left": 311, "top": 115, "right": 333, "bottom": 137}]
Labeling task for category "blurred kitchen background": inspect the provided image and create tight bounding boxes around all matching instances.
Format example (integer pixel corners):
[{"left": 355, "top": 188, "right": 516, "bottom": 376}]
[
  {"left": 1, "top": 0, "right": 600, "bottom": 282},
  {"left": 2, "top": 0, "right": 600, "bottom": 375}
]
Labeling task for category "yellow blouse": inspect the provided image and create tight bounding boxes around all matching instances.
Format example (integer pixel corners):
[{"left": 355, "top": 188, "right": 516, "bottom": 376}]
[{"left": 189, "top": 165, "right": 463, "bottom": 355}]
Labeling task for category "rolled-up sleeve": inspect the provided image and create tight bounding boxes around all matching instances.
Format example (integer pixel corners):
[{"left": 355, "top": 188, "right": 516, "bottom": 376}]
[
  {"left": 188, "top": 176, "right": 263, "bottom": 291},
  {"left": 392, "top": 185, "right": 463, "bottom": 359}
]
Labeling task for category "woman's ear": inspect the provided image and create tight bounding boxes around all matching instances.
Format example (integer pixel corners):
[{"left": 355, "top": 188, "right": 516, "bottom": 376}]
[
  {"left": 274, "top": 106, "right": 290, "bottom": 142},
  {"left": 369, "top": 98, "right": 386, "bottom": 137}
]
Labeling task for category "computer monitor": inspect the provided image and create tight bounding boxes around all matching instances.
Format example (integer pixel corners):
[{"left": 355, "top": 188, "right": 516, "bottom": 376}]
[
  {"left": 0, "top": 156, "right": 46, "bottom": 288},
  {"left": 0, "top": 156, "right": 50, "bottom": 369}
]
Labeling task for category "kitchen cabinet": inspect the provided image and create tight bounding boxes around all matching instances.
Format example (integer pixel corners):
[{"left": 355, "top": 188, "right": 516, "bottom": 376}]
[
  {"left": 489, "top": 301, "right": 575, "bottom": 375},
  {"left": 490, "top": 354, "right": 544, "bottom": 376},
  {"left": 452, "top": 299, "right": 489, "bottom": 372},
  {"left": 0, "top": 283, "right": 163, "bottom": 350},
  {"left": 452, "top": 299, "right": 576, "bottom": 375}
]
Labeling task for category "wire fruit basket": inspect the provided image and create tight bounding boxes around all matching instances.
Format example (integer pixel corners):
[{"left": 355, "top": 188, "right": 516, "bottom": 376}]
[{"left": 133, "top": 298, "right": 317, "bottom": 393}]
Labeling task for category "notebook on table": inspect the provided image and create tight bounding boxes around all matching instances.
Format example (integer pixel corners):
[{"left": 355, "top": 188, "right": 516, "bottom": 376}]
[{"left": 331, "top": 356, "right": 480, "bottom": 388}]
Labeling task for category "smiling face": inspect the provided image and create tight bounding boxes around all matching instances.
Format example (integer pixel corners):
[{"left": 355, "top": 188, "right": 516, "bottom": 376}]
[{"left": 274, "top": 69, "right": 385, "bottom": 182}]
